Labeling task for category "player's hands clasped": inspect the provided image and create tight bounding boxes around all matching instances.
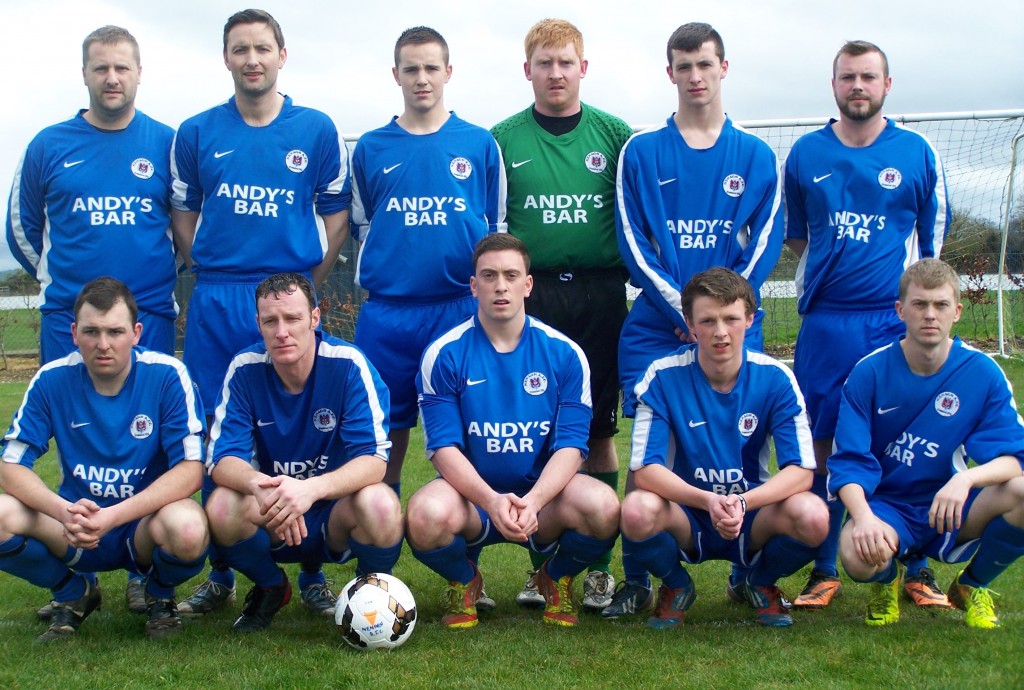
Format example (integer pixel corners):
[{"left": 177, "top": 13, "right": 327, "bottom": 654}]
[
  {"left": 257, "top": 475, "right": 314, "bottom": 546},
  {"left": 63, "top": 498, "right": 115, "bottom": 549},
  {"left": 707, "top": 493, "right": 743, "bottom": 540},
  {"left": 487, "top": 492, "right": 534, "bottom": 542}
]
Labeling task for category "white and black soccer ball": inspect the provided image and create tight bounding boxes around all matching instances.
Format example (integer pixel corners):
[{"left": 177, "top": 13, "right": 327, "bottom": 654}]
[{"left": 335, "top": 573, "right": 417, "bottom": 650}]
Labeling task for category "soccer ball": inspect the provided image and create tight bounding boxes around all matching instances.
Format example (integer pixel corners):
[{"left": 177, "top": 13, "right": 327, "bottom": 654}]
[{"left": 335, "top": 573, "right": 417, "bottom": 650}]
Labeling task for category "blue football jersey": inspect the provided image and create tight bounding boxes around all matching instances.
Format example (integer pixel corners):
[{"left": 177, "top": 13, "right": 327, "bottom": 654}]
[
  {"left": 6, "top": 110, "right": 177, "bottom": 317},
  {"left": 828, "top": 338, "right": 1024, "bottom": 505},
  {"left": 417, "top": 315, "right": 591, "bottom": 494},
  {"left": 207, "top": 333, "right": 390, "bottom": 479},
  {"left": 350, "top": 113, "right": 508, "bottom": 300},
  {"left": 1, "top": 347, "right": 205, "bottom": 507},
  {"left": 785, "top": 118, "right": 949, "bottom": 313},
  {"left": 171, "top": 96, "right": 350, "bottom": 274},
  {"left": 630, "top": 345, "right": 814, "bottom": 494},
  {"left": 616, "top": 116, "right": 783, "bottom": 335}
]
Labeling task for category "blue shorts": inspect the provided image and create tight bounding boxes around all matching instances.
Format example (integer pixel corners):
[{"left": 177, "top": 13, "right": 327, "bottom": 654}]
[
  {"left": 268, "top": 499, "right": 357, "bottom": 565},
  {"left": 866, "top": 490, "right": 983, "bottom": 564},
  {"left": 64, "top": 519, "right": 146, "bottom": 574},
  {"left": 354, "top": 294, "right": 476, "bottom": 429},
  {"left": 793, "top": 308, "right": 903, "bottom": 439},
  {"left": 41, "top": 309, "right": 175, "bottom": 365},
  {"left": 619, "top": 294, "right": 764, "bottom": 417},
  {"left": 676, "top": 504, "right": 763, "bottom": 567},
  {"left": 464, "top": 503, "right": 558, "bottom": 555},
  {"left": 183, "top": 273, "right": 267, "bottom": 412}
]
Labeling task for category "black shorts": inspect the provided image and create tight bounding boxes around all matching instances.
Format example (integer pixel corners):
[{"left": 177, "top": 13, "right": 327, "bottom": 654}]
[{"left": 526, "top": 269, "right": 628, "bottom": 438}]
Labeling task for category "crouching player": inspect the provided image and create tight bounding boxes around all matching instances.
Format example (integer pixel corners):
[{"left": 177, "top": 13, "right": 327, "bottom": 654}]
[
  {"left": 831, "top": 259, "right": 1024, "bottom": 628},
  {"left": 620, "top": 268, "right": 827, "bottom": 628},
  {"left": 0, "top": 277, "right": 208, "bottom": 641},
  {"left": 204, "top": 273, "right": 403, "bottom": 633},
  {"left": 406, "top": 234, "right": 619, "bottom": 628}
]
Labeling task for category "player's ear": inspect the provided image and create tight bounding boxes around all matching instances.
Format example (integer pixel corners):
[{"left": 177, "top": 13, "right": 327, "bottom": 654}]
[
  {"left": 524, "top": 60, "right": 532, "bottom": 81},
  {"left": 524, "top": 274, "right": 533, "bottom": 298},
  {"left": 470, "top": 275, "right": 478, "bottom": 298},
  {"left": 71, "top": 322, "right": 79, "bottom": 347},
  {"left": 278, "top": 46, "right": 287, "bottom": 69},
  {"left": 580, "top": 58, "right": 589, "bottom": 78},
  {"left": 392, "top": 66, "right": 400, "bottom": 86},
  {"left": 720, "top": 58, "right": 729, "bottom": 79},
  {"left": 132, "top": 322, "right": 143, "bottom": 345},
  {"left": 311, "top": 306, "right": 321, "bottom": 330},
  {"left": 895, "top": 299, "right": 905, "bottom": 322},
  {"left": 444, "top": 63, "right": 452, "bottom": 83}
]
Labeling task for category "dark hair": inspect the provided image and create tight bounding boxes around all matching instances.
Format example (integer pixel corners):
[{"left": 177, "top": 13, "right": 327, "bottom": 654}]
[
  {"left": 394, "top": 26, "right": 449, "bottom": 67},
  {"left": 681, "top": 267, "right": 756, "bottom": 322},
  {"left": 666, "top": 22, "right": 724, "bottom": 65},
  {"left": 472, "top": 234, "right": 531, "bottom": 273},
  {"left": 74, "top": 276, "right": 139, "bottom": 323},
  {"left": 82, "top": 25, "right": 140, "bottom": 66},
  {"left": 833, "top": 40, "right": 888, "bottom": 79},
  {"left": 255, "top": 272, "right": 316, "bottom": 310},
  {"left": 223, "top": 8, "right": 285, "bottom": 52}
]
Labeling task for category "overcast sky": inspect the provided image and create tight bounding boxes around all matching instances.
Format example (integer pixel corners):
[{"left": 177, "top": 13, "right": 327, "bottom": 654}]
[{"left": 2, "top": 0, "right": 1021, "bottom": 270}]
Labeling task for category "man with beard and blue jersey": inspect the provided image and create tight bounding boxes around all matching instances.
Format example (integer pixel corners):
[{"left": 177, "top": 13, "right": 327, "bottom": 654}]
[
  {"left": 203, "top": 273, "right": 401, "bottom": 633},
  {"left": 608, "top": 21, "right": 783, "bottom": 619},
  {"left": 171, "top": 9, "right": 349, "bottom": 618},
  {"left": 830, "top": 259, "right": 1024, "bottom": 629},
  {"left": 6, "top": 26, "right": 177, "bottom": 364},
  {"left": 350, "top": 26, "right": 506, "bottom": 501},
  {"left": 5, "top": 25, "right": 178, "bottom": 618},
  {"left": 785, "top": 41, "right": 949, "bottom": 611},
  {"left": 0, "top": 278, "right": 208, "bottom": 642},
  {"left": 406, "top": 234, "right": 619, "bottom": 629},
  {"left": 620, "top": 268, "right": 826, "bottom": 628}
]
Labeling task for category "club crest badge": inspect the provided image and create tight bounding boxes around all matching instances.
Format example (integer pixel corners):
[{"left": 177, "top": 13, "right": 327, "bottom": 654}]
[
  {"left": 878, "top": 167, "right": 902, "bottom": 190},
  {"left": 523, "top": 372, "right": 548, "bottom": 396},
  {"left": 313, "top": 407, "right": 337, "bottom": 432},
  {"left": 130, "top": 158, "right": 154, "bottom": 180},
  {"left": 723, "top": 174, "right": 745, "bottom": 198},
  {"left": 286, "top": 150, "right": 309, "bottom": 173},
  {"left": 585, "top": 151, "right": 607, "bottom": 174},
  {"left": 738, "top": 412, "right": 758, "bottom": 437},
  {"left": 130, "top": 414, "right": 154, "bottom": 439},
  {"left": 934, "top": 392, "right": 959, "bottom": 417}
]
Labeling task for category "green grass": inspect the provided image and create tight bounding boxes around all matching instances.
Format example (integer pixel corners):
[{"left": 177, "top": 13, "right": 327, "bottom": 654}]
[{"left": 1, "top": 361, "right": 1024, "bottom": 689}]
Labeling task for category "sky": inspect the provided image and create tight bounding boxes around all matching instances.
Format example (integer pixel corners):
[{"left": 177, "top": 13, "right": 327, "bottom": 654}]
[{"left": 1, "top": 0, "right": 1021, "bottom": 270}]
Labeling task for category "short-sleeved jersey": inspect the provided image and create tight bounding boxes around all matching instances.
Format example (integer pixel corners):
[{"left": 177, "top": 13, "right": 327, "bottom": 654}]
[
  {"left": 784, "top": 118, "right": 948, "bottom": 313},
  {"left": 1, "top": 347, "right": 205, "bottom": 507},
  {"left": 6, "top": 110, "right": 177, "bottom": 317},
  {"left": 616, "top": 116, "right": 783, "bottom": 334},
  {"left": 417, "top": 315, "right": 591, "bottom": 495},
  {"left": 170, "top": 96, "right": 350, "bottom": 274},
  {"left": 350, "top": 113, "right": 507, "bottom": 300},
  {"left": 207, "top": 332, "right": 390, "bottom": 479},
  {"left": 828, "top": 338, "right": 1024, "bottom": 505},
  {"left": 491, "top": 104, "right": 632, "bottom": 271},
  {"left": 630, "top": 345, "right": 814, "bottom": 494}
]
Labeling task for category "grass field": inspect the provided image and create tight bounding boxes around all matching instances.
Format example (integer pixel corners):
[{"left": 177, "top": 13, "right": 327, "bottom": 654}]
[{"left": 1, "top": 361, "right": 1024, "bottom": 689}]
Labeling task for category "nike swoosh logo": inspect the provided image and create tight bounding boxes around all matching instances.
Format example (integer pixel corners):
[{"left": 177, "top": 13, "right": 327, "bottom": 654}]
[
  {"left": 658, "top": 178, "right": 676, "bottom": 186},
  {"left": 877, "top": 407, "right": 899, "bottom": 415},
  {"left": 813, "top": 173, "right": 833, "bottom": 183},
  {"left": 64, "top": 160, "right": 85, "bottom": 168},
  {"left": 257, "top": 420, "right": 275, "bottom": 427},
  {"left": 383, "top": 163, "right": 402, "bottom": 174},
  {"left": 511, "top": 160, "right": 532, "bottom": 169},
  {"left": 214, "top": 150, "right": 235, "bottom": 159},
  {"left": 71, "top": 421, "right": 90, "bottom": 428},
  {"left": 688, "top": 420, "right": 707, "bottom": 428},
  {"left": 467, "top": 379, "right": 487, "bottom": 386}
]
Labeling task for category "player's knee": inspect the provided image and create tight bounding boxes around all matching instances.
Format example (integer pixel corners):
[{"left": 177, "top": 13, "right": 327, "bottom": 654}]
[
  {"left": 404, "top": 491, "right": 450, "bottom": 546},
  {"left": 352, "top": 484, "right": 403, "bottom": 542},
  {"left": 162, "top": 500, "right": 210, "bottom": 559},
  {"left": 620, "top": 490, "right": 660, "bottom": 541},
  {"left": 789, "top": 492, "right": 829, "bottom": 546},
  {"left": 0, "top": 494, "right": 28, "bottom": 538},
  {"left": 204, "top": 487, "right": 248, "bottom": 536}
]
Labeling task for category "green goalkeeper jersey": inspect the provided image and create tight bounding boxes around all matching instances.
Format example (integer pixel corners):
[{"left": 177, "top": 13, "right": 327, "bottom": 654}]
[{"left": 491, "top": 104, "right": 633, "bottom": 271}]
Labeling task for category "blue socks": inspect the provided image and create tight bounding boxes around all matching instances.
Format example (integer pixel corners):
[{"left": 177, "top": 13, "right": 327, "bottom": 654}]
[
  {"left": 961, "top": 515, "right": 1024, "bottom": 588},
  {"left": 545, "top": 530, "right": 616, "bottom": 581},
  {"left": 811, "top": 474, "right": 843, "bottom": 576},
  {"left": 350, "top": 536, "right": 403, "bottom": 577},
  {"left": 750, "top": 536, "right": 817, "bottom": 587},
  {"left": 148, "top": 547, "right": 207, "bottom": 599},
  {"left": 620, "top": 533, "right": 652, "bottom": 588},
  {"left": 411, "top": 535, "right": 475, "bottom": 584},
  {"left": 222, "top": 531, "right": 285, "bottom": 588},
  {"left": 626, "top": 532, "right": 689, "bottom": 589}
]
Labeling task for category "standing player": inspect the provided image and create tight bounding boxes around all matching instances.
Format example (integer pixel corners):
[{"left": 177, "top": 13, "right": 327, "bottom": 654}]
[
  {"left": 406, "top": 234, "right": 619, "bottom": 628},
  {"left": 490, "top": 18, "right": 633, "bottom": 612},
  {"left": 204, "top": 273, "right": 402, "bottom": 633},
  {"left": 171, "top": 9, "right": 349, "bottom": 619},
  {"left": 785, "top": 40, "right": 949, "bottom": 610},
  {"left": 0, "top": 278, "right": 208, "bottom": 641},
  {"left": 608, "top": 22, "right": 783, "bottom": 617},
  {"left": 620, "top": 268, "right": 826, "bottom": 628},
  {"left": 5, "top": 25, "right": 176, "bottom": 616},
  {"left": 350, "top": 26, "right": 506, "bottom": 499},
  {"left": 831, "top": 259, "right": 1024, "bottom": 628},
  {"left": 6, "top": 26, "right": 177, "bottom": 362}
]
